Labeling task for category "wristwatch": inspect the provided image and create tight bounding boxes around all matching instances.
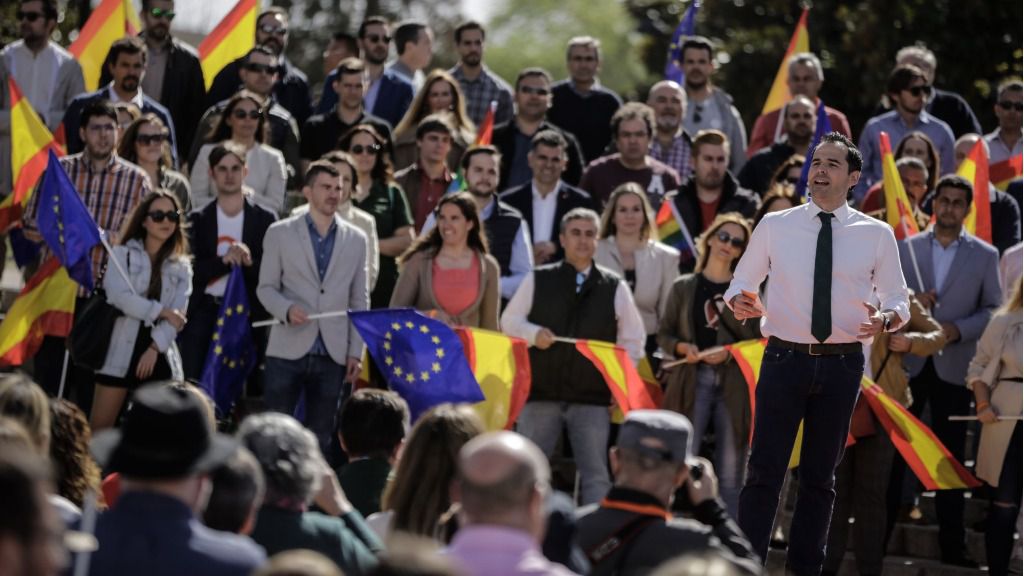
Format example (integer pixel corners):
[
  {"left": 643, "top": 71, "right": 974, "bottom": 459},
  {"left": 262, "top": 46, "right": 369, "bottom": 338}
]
[{"left": 882, "top": 313, "right": 892, "bottom": 332}]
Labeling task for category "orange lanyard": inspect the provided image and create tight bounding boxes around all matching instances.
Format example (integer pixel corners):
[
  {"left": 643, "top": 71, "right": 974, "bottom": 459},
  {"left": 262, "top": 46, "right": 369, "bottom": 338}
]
[{"left": 599, "top": 498, "right": 672, "bottom": 521}]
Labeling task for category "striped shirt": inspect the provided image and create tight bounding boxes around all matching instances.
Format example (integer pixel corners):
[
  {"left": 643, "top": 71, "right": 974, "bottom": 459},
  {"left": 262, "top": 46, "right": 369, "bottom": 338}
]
[
  {"left": 449, "top": 64, "right": 515, "bottom": 127},
  {"left": 650, "top": 134, "right": 692, "bottom": 184}
]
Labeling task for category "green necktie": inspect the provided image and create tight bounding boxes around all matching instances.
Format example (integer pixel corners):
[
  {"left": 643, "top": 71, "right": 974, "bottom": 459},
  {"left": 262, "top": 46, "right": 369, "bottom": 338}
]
[{"left": 812, "top": 212, "right": 834, "bottom": 343}]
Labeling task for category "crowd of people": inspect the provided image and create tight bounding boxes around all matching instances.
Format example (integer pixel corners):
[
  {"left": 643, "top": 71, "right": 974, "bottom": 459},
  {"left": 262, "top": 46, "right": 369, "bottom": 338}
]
[{"left": 0, "top": 0, "right": 1022, "bottom": 574}]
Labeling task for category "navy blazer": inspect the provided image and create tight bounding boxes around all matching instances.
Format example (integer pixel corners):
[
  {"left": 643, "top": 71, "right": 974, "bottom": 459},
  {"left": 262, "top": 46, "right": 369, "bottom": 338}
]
[
  {"left": 316, "top": 68, "right": 414, "bottom": 129},
  {"left": 899, "top": 231, "right": 1001, "bottom": 384},
  {"left": 499, "top": 180, "right": 593, "bottom": 261},
  {"left": 63, "top": 86, "right": 178, "bottom": 166}
]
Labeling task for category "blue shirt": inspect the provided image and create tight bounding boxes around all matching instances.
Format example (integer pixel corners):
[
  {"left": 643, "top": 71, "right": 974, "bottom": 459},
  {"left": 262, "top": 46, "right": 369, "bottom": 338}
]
[
  {"left": 931, "top": 230, "right": 963, "bottom": 295},
  {"left": 856, "top": 109, "right": 956, "bottom": 203},
  {"left": 306, "top": 213, "right": 338, "bottom": 355}
]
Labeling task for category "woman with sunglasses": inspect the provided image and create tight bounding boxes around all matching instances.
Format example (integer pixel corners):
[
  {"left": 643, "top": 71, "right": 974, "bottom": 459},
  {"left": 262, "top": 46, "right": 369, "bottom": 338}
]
[
  {"left": 392, "top": 70, "right": 477, "bottom": 170},
  {"left": 340, "top": 124, "right": 414, "bottom": 308},
  {"left": 391, "top": 193, "right": 500, "bottom": 330},
  {"left": 91, "top": 190, "right": 192, "bottom": 431},
  {"left": 657, "top": 212, "right": 758, "bottom": 517},
  {"left": 119, "top": 114, "right": 191, "bottom": 212},
  {"left": 190, "top": 90, "right": 287, "bottom": 215},
  {"left": 595, "top": 183, "right": 679, "bottom": 361}
]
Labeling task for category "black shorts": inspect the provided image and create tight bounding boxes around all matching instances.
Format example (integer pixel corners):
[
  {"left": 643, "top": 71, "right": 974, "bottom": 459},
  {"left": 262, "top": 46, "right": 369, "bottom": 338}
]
[{"left": 94, "top": 324, "right": 171, "bottom": 389}]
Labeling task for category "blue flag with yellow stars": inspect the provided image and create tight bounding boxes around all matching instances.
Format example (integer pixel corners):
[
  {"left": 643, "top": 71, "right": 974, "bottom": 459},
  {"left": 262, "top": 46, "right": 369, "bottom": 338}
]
[
  {"left": 350, "top": 308, "right": 484, "bottom": 421},
  {"left": 198, "top": 265, "right": 256, "bottom": 418},
  {"left": 36, "top": 149, "right": 102, "bottom": 290}
]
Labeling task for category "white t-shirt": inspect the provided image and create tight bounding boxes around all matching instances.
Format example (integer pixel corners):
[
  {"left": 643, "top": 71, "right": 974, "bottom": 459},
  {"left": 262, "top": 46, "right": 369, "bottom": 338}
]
[{"left": 206, "top": 205, "right": 245, "bottom": 296}]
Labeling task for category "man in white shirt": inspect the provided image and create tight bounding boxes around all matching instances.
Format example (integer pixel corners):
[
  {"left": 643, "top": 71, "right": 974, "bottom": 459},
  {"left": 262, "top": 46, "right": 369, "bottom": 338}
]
[
  {"left": 502, "top": 208, "right": 645, "bottom": 505},
  {"left": 726, "top": 132, "right": 910, "bottom": 575}
]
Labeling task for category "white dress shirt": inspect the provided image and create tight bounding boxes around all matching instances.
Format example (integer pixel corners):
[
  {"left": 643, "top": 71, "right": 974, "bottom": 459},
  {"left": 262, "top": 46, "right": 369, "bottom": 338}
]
[
  {"left": 531, "top": 182, "right": 560, "bottom": 243},
  {"left": 724, "top": 201, "right": 910, "bottom": 345},
  {"left": 501, "top": 265, "right": 647, "bottom": 362}
]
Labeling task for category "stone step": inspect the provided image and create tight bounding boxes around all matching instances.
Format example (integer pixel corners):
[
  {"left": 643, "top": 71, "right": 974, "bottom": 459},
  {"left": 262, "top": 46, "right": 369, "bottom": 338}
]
[
  {"left": 916, "top": 491, "right": 990, "bottom": 526},
  {"left": 765, "top": 549, "right": 987, "bottom": 576}
]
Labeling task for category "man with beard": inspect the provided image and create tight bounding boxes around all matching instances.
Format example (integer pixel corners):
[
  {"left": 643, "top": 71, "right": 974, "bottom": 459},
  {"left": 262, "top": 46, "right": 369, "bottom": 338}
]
[
  {"left": 449, "top": 20, "right": 514, "bottom": 126},
  {"left": 739, "top": 95, "right": 816, "bottom": 197},
  {"left": 579, "top": 102, "right": 681, "bottom": 211},
  {"left": 679, "top": 36, "right": 747, "bottom": 173},
  {"left": 664, "top": 130, "right": 759, "bottom": 271},
  {"left": 62, "top": 37, "right": 178, "bottom": 163},
  {"left": 548, "top": 36, "right": 623, "bottom": 163},
  {"left": 647, "top": 80, "right": 693, "bottom": 182},
  {"left": 985, "top": 79, "right": 1023, "bottom": 167},
  {"left": 207, "top": 8, "right": 312, "bottom": 125}
]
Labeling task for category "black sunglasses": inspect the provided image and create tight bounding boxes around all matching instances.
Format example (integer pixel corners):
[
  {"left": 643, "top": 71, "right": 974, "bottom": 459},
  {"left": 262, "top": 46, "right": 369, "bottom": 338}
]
[
  {"left": 349, "top": 144, "right": 381, "bottom": 155},
  {"left": 693, "top": 103, "right": 704, "bottom": 124},
  {"left": 365, "top": 34, "right": 391, "bottom": 44},
  {"left": 258, "top": 24, "right": 288, "bottom": 36},
  {"left": 716, "top": 230, "right": 745, "bottom": 248},
  {"left": 998, "top": 100, "right": 1023, "bottom": 112},
  {"left": 519, "top": 85, "right": 550, "bottom": 96},
  {"left": 137, "top": 133, "right": 168, "bottom": 145},
  {"left": 148, "top": 7, "right": 175, "bottom": 20},
  {"left": 16, "top": 10, "right": 45, "bottom": 22},
  {"left": 244, "top": 63, "right": 279, "bottom": 75},
  {"left": 906, "top": 85, "right": 933, "bottom": 97},
  {"left": 231, "top": 108, "right": 262, "bottom": 120},
  {"left": 147, "top": 210, "right": 181, "bottom": 223}
]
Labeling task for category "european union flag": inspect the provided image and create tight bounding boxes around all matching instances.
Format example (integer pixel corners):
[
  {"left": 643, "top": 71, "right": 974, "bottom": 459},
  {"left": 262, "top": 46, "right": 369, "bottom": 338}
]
[
  {"left": 36, "top": 149, "right": 101, "bottom": 290},
  {"left": 350, "top": 308, "right": 484, "bottom": 421},
  {"left": 665, "top": 1, "right": 700, "bottom": 83},
  {"left": 796, "top": 101, "right": 834, "bottom": 199},
  {"left": 198, "top": 265, "right": 256, "bottom": 418}
]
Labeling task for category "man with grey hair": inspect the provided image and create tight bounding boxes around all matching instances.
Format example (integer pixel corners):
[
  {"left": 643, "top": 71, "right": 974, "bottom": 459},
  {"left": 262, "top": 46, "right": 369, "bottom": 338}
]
[
  {"left": 549, "top": 36, "right": 623, "bottom": 163},
  {"left": 647, "top": 80, "right": 693, "bottom": 181},
  {"left": 747, "top": 52, "right": 851, "bottom": 154},
  {"left": 891, "top": 45, "right": 981, "bottom": 138},
  {"left": 503, "top": 208, "right": 645, "bottom": 505},
  {"left": 576, "top": 410, "right": 760, "bottom": 575},
  {"left": 239, "top": 412, "right": 381, "bottom": 575},
  {"left": 446, "top": 431, "right": 576, "bottom": 576}
]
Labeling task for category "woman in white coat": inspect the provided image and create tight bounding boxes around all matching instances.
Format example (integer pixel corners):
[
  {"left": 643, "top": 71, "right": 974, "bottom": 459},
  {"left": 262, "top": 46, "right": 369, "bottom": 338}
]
[{"left": 91, "top": 190, "right": 192, "bottom": 431}]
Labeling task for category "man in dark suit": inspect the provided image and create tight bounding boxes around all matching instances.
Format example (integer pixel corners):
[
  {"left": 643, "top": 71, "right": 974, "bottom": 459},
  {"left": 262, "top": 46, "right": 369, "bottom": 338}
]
[
  {"left": 500, "top": 130, "right": 593, "bottom": 265},
  {"left": 897, "top": 175, "right": 1001, "bottom": 568},
  {"left": 180, "top": 142, "right": 277, "bottom": 382}
]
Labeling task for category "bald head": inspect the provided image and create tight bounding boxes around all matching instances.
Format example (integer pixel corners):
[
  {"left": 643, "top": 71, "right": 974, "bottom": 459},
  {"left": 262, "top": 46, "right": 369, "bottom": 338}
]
[
  {"left": 954, "top": 133, "right": 987, "bottom": 166},
  {"left": 457, "top": 432, "right": 550, "bottom": 529},
  {"left": 647, "top": 80, "right": 686, "bottom": 134}
]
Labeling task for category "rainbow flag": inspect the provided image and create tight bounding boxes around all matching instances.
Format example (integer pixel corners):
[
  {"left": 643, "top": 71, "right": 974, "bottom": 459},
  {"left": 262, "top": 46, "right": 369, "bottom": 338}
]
[
  {"left": 0, "top": 257, "right": 77, "bottom": 366},
  {"left": 880, "top": 131, "right": 920, "bottom": 240},
  {"left": 475, "top": 101, "right": 496, "bottom": 146},
  {"left": 455, "top": 327, "right": 531, "bottom": 431},
  {"left": 69, "top": 0, "right": 142, "bottom": 91},
  {"left": 0, "top": 79, "right": 63, "bottom": 232},
  {"left": 957, "top": 139, "right": 993, "bottom": 244},
  {"left": 654, "top": 199, "right": 696, "bottom": 260},
  {"left": 990, "top": 154, "right": 1023, "bottom": 190},
  {"left": 575, "top": 339, "right": 659, "bottom": 414},
  {"left": 198, "top": 0, "right": 258, "bottom": 91},
  {"left": 759, "top": 8, "right": 809, "bottom": 115}
]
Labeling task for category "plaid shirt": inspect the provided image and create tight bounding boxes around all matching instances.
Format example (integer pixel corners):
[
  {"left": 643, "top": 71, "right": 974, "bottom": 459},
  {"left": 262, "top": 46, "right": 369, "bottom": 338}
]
[
  {"left": 449, "top": 64, "right": 515, "bottom": 127},
  {"left": 24, "top": 153, "right": 152, "bottom": 291},
  {"left": 651, "top": 133, "right": 692, "bottom": 183}
]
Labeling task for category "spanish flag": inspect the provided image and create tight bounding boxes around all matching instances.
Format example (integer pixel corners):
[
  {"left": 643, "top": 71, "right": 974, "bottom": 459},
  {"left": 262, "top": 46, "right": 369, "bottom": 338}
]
[
  {"left": 957, "top": 138, "right": 993, "bottom": 244},
  {"left": 0, "top": 257, "right": 77, "bottom": 366},
  {"left": 69, "top": 0, "right": 142, "bottom": 91},
  {"left": 575, "top": 340, "right": 659, "bottom": 414},
  {"left": 990, "top": 154, "right": 1023, "bottom": 191},
  {"left": 880, "top": 131, "right": 920, "bottom": 240},
  {"left": 0, "top": 79, "right": 62, "bottom": 232},
  {"left": 455, "top": 327, "right": 531, "bottom": 431},
  {"left": 759, "top": 8, "right": 809, "bottom": 115},
  {"left": 198, "top": 0, "right": 258, "bottom": 91}
]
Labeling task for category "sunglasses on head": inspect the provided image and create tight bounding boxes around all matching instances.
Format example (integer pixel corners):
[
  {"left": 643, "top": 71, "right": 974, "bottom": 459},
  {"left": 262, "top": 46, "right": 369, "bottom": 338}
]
[
  {"left": 258, "top": 24, "right": 288, "bottom": 36},
  {"left": 715, "top": 230, "right": 745, "bottom": 248},
  {"left": 231, "top": 108, "right": 262, "bottom": 120},
  {"left": 519, "top": 85, "right": 550, "bottom": 96},
  {"left": 147, "top": 7, "right": 175, "bottom": 20},
  {"left": 16, "top": 10, "right": 45, "bottom": 22},
  {"left": 137, "top": 133, "right": 168, "bottom": 145},
  {"left": 998, "top": 100, "right": 1023, "bottom": 112},
  {"left": 365, "top": 34, "right": 391, "bottom": 44},
  {"left": 349, "top": 144, "right": 381, "bottom": 155},
  {"left": 147, "top": 210, "right": 180, "bottom": 223},
  {"left": 905, "top": 85, "right": 933, "bottom": 97},
  {"left": 244, "top": 62, "right": 279, "bottom": 75}
]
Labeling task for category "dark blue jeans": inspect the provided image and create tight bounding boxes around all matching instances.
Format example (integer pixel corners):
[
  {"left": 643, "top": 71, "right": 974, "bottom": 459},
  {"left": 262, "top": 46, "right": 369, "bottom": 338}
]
[
  {"left": 264, "top": 354, "right": 344, "bottom": 458},
  {"left": 737, "top": 345, "right": 864, "bottom": 576}
]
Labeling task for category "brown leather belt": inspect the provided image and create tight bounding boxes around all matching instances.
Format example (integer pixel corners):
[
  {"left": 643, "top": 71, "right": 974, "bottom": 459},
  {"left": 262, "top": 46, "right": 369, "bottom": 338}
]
[{"left": 767, "top": 336, "right": 862, "bottom": 356}]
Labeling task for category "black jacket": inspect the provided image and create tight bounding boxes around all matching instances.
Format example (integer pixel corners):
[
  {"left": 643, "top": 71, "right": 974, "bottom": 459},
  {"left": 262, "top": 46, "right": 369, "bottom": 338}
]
[
  {"left": 669, "top": 172, "right": 761, "bottom": 271},
  {"left": 491, "top": 119, "right": 585, "bottom": 190},
  {"left": 737, "top": 140, "right": 796, "bottom": 197},
  {"left": 499, "top": 181, "right": 593, "bottom": 262},
  {"left": 207, "top": 57, "right": 312, "bottom": 125}
]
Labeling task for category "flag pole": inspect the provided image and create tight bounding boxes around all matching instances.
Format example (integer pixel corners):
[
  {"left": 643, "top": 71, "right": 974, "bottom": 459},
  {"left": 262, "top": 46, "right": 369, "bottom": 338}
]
[
  {"left": 905, "top": 240, "right": 926, "bottom": 305},
  {"left": 57, "top": 349, "right": 70, "bottom": 399},
  {"left": 253, "top": 310, "right": 348, "bottom": 328}
]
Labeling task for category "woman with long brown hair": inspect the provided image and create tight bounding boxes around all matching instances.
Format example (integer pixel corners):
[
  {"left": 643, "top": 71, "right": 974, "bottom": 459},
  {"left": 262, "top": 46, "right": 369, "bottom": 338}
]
[
  {"left": 392, "top": 70, "right": 476, "bottom": 169},
  {"left": 657, "top": 212, "right": 759, "bottom": 517},
  {"left": 119, "top": 114, "right": 191, "bottom": 212},
  {"left": 91, "top": 190, "right": 192, "bottom": 430},
  {"left": 391, "top": 193, "right": 500, "bottom": 329}
]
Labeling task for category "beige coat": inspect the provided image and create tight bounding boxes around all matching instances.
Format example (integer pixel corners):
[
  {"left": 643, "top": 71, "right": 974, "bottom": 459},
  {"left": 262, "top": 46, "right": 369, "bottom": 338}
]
[
  {"left": 595, "top": 237, "right": 680, "bottom": 335},
  {"left": 966, "top": 311, "right": 1023, "bottom": 486},
  {"left": 390, "top": 250, "right": 500, "bottom": 331}
]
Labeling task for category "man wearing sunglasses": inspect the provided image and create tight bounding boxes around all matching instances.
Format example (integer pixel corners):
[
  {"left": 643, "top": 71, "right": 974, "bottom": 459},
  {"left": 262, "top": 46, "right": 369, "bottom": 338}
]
[
  {"left": 893, "top": 45, "right": 982, "bottom": 140},
  {"left": 856, "top": 64, "right": 956, "bottom": 203},
  {"left": 985, "top": 79, "right": 1023, "bottom": 169},
  {"left": 207, "top": 8, "right": 312, "bottom": 125},
  {"left": 0, "top": 0, "right": 85, "bottom": 204}
]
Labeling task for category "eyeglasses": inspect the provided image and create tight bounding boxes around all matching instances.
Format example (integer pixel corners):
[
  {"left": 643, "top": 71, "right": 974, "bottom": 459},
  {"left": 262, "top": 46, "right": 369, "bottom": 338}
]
[
  {"left": 365, "top": 34, "right": 391, "bottom": 44},
  {"left": 147, "top": 7, "right": 175, "bottom": 20},
  {"left": 231, "top": 109, "right": 262, "bottom": 120},
  {"left": 137, "top": 133, "right": 168, "bottom": 145},
  {"left": 147, "top": 210, "right": 181, "bottom": 223},
  {"left": 998, "top": 100, "right": 1023, "bottom": 112},
  {"left": 16, "top": 10, "right": 44, "bottom": 22},
  {"left": 905, "top": 85, "right": 933, "bottom": 97},
  {"left": 349, "top": 144, "right": 381, "bottom": 155},
  {"left": 519, "top": 85, "right": 550, "bottom": 96},
  {"left": 258, "top": 24, "right": 288, "bottom": 36},
  {"left": 244, "top": 63, "right": 279, "bottom": 75},
  {"left": 715, "top": 230, "right": 746, "bottom": 249},
  {"left": 693, "top": 103, "right": 704, "bottom": 124}
]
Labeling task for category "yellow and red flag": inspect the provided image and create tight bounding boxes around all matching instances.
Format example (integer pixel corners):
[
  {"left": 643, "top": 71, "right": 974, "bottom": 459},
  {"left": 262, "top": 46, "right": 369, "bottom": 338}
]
[
  {"left": 990, "top": 154, "right": 1023, "bottom": 191},
  {"left": 0, "top": 79, "right": 63, "bottom": 232},
  {"left": 455, "top": 327, "right": 531, "bottom": 431},
  {"left": 880, "top": 131, "right": 920, "bottom": 240},
  {"left": 575, "top": 340, "right": 659, "bottom": 414},
  {"left": 475, "top": 101, "right": 497, "bottom": 146},
  {"left": 957, "top": 139, "right": 993, "bottom": 244},
  {"left": 198, "top": 0, "right": 258, "bottom": 91},
  {"left": 0, "top": 257, "right": 78, "bottom": 366},
  {"left": 69, "top": 0, "right": 142, "bottom": 91},
  {"left": 759, "top": 8, "right": 809, "bottom": 115}
]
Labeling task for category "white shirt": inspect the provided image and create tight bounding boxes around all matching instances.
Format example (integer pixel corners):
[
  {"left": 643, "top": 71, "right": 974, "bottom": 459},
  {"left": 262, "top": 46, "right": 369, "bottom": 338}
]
[
  {"left": 105, "top": 81, "right": 145, "bottom": 109},
  {"left": 724, "top": 201, "right": 910, "bottom": 345},
  {"left": 206, "top": 204, "right": 245, "bottom": 296},
  {"left": 501, "top": 265, "right": 647, "bottom": 362},
  {"left": 531, "top": 181, "right": 560, "bottom": 243}
]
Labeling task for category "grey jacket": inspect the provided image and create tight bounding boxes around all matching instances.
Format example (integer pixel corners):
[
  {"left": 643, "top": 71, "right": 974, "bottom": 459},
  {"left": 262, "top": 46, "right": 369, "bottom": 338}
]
[
  {"left": 99, "top": 240, "right": 192, "bottom": 378},
  {"left": 683, "top": 88, "right": 748, "bottom": 173}
]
